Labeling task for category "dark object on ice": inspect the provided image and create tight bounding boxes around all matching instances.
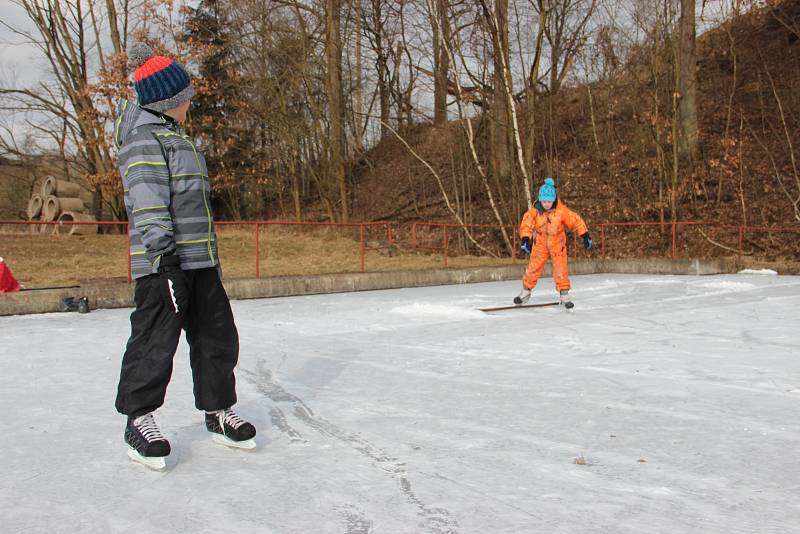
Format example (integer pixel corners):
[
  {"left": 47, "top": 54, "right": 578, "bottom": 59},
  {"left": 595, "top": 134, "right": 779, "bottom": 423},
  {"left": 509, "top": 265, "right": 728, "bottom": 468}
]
[
  {"left": 206, "top": 408, "right": 257, "bottom": 442},
  {"left": 479, "top": 301, "right": 560, "bottom": 312},
  {"left": 126, "top": 412, "right": 170, "bottom": 457},
  {"left": 62, "top": 296, "right": 90, "bottom": 313}
]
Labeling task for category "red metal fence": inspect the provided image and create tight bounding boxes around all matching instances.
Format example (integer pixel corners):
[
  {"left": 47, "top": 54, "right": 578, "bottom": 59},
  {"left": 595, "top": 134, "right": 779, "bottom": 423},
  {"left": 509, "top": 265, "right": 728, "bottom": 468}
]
[
  {"left": 215, "top": 220, "right": 394, "bottom": 278},
  {"left": 410, "top": 222, "right": 520, "bottom": 268},
  {"left": 0, "top": 219, "right": 395, "bottom": 283},
  {"left": 1, "top": 219, "right": 798, "bottom": 284},
  {"left": 596, "top": 221, "right": 800, "bottom": 260},
  {"left": 410, "top": 220, "right": 800, "bottom": 266}
]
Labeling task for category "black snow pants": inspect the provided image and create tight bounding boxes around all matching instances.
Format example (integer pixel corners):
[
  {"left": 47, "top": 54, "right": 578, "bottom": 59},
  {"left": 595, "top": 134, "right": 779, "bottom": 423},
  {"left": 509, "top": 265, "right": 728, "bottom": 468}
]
[{"left": 115, "top": 267, "right": 238, "bottom": 418}]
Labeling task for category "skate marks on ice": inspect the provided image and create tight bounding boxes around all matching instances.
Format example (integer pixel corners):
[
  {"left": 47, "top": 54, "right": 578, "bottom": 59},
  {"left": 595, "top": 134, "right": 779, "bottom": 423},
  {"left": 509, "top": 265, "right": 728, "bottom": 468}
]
[
  {"left": 338, "top": 504, "right": 374, "bottom": 534},
  {"left": 240, "top": 361, "right": 460, "bottom": 534}
]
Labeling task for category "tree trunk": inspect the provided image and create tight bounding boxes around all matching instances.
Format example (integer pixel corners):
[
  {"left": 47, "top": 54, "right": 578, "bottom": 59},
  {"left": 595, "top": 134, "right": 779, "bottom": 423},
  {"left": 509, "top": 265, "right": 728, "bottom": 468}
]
[
  {"left": 432, "top": 0, "right": 449, "bottom": 125},
  {"left": 524, "top": 1, "right": 547, "bottom": 207},
  {"left": 677, "top": 0, "right": 698, "bottom": 162},
  {"left": 489, "top": 0, "right": 511, "bottom": 186},
  {"left": 326, "top": 0, "right": 349, "bottom": 221},
  {"left": 354, "top": 0, "right": 364, "bottom": 151}
]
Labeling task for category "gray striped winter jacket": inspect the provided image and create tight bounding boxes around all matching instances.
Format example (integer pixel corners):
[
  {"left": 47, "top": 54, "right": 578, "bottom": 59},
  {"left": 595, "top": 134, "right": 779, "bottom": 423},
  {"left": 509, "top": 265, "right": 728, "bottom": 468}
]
[{"left": 114, "top": 99, "right": 219, "bottom": 279}]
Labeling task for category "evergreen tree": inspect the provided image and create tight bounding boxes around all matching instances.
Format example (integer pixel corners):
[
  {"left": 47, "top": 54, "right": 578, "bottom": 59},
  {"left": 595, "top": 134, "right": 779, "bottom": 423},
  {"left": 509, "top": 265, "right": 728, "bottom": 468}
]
[{"left": 182, "top": 0, "right": 249, "bottom": 219}]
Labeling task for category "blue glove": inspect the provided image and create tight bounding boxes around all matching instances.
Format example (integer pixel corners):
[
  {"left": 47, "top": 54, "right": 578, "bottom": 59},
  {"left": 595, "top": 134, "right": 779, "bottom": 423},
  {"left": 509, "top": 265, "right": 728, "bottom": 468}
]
[
  {"left": 520, "top": 237, "right": 532, "bottom": 255},
  {"left": 582, "top": 233, "right": 593, "bottom": 251}
]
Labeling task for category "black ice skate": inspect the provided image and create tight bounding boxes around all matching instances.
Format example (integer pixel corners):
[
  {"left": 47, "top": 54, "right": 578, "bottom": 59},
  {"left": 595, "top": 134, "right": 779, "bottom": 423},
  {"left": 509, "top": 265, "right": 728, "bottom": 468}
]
[
  {"left": 62, "top": 296, "right": 90, "bottom": 313},
  {"left": 559, "top": 290, "right": 574, "bottom": 310},
  {"left": 206, "top": 408, "right": 257, "bottom": 450},
  {"left": 125, "top": 412, "right": 170, "bottom": 470},
  {"left": 513, "top": 286, "right": 532, "bottom": 305}
]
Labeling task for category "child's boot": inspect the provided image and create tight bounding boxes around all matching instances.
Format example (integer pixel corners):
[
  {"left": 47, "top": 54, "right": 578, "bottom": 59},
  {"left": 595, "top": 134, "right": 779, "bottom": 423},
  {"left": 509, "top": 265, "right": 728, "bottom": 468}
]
[{"left": 513, "top": 286, "right": 532, "bottom": 305}]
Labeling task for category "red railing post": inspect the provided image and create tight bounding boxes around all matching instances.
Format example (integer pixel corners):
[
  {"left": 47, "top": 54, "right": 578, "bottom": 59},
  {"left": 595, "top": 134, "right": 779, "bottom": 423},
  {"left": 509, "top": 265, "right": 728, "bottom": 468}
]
[
  {"left": 359, "top": 224, "right": 366, "bottom": 272},
  {"left": 255, "top": 223, "right": 261, "bottom": 278},
  {"left": 443, "top": 225, "right": 449, "bottom": 268},
  {"left": 411, "top": 222, "right": 418, "bottom": 248}
]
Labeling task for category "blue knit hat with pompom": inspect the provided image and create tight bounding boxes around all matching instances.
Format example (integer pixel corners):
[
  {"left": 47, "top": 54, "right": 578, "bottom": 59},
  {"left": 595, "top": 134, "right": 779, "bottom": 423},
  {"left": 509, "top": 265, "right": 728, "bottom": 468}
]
[
  {"left": 538, "top": 177, "right": 556, "bottom": 202},
  {"left": 128, "top": 42, "right": 193, "bottom": 112}
]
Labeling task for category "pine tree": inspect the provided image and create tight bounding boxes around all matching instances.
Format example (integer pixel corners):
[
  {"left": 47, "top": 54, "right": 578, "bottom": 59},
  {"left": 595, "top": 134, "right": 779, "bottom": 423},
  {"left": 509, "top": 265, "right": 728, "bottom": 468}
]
[{"left": 182, "top": 0, "right": 249, "bottom": 219}]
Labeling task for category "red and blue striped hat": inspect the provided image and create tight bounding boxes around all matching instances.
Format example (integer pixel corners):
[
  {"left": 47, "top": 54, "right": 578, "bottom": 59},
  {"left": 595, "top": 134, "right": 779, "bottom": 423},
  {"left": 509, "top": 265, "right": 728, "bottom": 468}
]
[{"left": 128, "top": 42, "right": 193, "bottom": 113}]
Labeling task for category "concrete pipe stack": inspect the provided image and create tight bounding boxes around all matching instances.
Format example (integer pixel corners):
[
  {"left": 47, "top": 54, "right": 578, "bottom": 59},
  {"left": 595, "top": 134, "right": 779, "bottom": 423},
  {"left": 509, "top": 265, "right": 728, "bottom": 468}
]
[{"left": 27, "top": 175, "right": 97, "bottom": 235}]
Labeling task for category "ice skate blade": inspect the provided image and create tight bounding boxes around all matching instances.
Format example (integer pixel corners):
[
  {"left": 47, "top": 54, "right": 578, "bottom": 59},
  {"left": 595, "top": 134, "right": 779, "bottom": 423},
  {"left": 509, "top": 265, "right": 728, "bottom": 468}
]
[
  {"left": 127, "top": 448, "right": 167, "bottom": 471},
  {"left": 212, "top": 434, "right": 256, "bottom": 450}
]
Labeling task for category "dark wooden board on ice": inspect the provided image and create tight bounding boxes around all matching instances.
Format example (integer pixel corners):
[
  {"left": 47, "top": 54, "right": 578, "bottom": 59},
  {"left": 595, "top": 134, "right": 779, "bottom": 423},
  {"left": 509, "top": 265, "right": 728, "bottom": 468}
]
[{"left": 479, "top": 301, "right": 561, "bottom": 312}]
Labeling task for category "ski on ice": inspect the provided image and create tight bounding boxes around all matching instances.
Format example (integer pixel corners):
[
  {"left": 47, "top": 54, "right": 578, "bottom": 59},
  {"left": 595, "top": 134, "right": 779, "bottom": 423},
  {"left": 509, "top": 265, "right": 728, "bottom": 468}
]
[{"left": 479, "top": 301, "right": 561, "bottom": 312}]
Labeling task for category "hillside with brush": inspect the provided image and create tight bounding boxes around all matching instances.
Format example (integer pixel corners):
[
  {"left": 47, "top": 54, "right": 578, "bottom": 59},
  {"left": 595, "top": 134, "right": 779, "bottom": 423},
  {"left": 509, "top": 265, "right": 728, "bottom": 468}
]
[{"left": 348, "top": 2, "right": 800, "bottom": 259}]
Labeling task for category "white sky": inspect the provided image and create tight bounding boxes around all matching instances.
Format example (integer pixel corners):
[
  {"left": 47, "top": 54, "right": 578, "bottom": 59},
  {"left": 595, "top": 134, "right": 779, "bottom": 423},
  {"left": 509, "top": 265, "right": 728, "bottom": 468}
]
[
  {"left": 0, "top": 2, "right": 41, "bottom": 88},
  {"left": 0, "top": 0, "right": 739, "bottom": 153}
]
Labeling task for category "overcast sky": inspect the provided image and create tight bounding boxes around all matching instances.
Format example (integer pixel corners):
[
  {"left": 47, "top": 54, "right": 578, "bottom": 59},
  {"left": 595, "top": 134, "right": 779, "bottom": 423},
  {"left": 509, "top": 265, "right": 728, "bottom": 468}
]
[
  {"left": 0, "top": 2, "right": 43, "bottom": 89},
  {"left": 0, "top": 0, "right": 734, "bottom": 153},
  {"left": 0, "top": 2, "right": 50, "bottom": 150}
]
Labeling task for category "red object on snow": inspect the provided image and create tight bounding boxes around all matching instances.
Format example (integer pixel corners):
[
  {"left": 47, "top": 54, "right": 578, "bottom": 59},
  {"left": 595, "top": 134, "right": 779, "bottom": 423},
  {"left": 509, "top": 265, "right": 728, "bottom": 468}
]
[{"left": 0, "top": 258, "right": 22, "bottom": 293}]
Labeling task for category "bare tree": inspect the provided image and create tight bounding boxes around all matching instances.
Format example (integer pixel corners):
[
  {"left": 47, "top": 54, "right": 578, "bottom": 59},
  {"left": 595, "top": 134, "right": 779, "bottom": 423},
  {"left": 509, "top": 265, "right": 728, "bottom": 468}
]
[
  {"left": 677, "top": 0, "right": 698, "bottom": 162},
  {"left": 431, "top": 0, "right": 451, "bottom": 124},
  {"left": 1, "top": 0, "right": 131, "bottom": 221},
  {"left": 486, "top": 0, "right": 513, "bottom": 196},
  {"left": 362, "top": 0, "right": 395, "bottom": 139},
  {"left": 543, "top": 0, "right": 597, "bottom": 95},
  {"left": 326, "top": 0, "right": 349, "bottom": 221},
  {"left": 522, "top": 0, "right": 547, "bottom": 175}
]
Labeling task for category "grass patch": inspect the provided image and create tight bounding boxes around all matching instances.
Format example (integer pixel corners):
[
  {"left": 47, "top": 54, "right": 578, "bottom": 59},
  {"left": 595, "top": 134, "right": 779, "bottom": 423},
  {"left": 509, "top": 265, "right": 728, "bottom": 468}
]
[
  {"left": 0, "top": 226, "right": 516, "bottom": 288},
  {"left": 3, "top": 225, "right": 798, "bottom": 288}
]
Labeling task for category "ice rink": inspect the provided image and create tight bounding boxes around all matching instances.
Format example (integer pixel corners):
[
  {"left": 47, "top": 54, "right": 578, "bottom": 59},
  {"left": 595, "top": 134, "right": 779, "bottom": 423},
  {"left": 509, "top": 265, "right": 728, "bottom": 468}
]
[{"left": 2, "top": 272, "right": 799, "bottom": 533}]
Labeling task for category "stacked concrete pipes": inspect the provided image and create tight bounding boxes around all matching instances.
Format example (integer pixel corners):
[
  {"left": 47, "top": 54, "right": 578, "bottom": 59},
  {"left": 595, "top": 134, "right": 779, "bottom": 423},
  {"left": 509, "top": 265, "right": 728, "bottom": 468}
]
[{"left": 26, "top": 176, "right": 97, "bottom": 235}]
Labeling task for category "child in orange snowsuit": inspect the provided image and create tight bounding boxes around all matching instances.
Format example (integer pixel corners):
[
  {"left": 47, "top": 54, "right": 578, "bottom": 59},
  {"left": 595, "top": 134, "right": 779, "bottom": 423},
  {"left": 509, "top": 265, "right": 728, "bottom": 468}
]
[{"left": 514, "top": 177, "right": 592, "bottom": 305}]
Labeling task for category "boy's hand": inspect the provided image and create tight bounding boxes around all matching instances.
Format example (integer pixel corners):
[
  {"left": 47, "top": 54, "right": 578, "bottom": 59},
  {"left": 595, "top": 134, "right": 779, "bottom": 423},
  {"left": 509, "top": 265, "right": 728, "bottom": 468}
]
[
  {"left": 520, "top": 237, "right": 532, "bottom": 255},
  {"left": 582, "top": 233, "right": 593, "bottom": 251},
  {"left": 158, "top": 254, "right": 190, "bottom": 318}
]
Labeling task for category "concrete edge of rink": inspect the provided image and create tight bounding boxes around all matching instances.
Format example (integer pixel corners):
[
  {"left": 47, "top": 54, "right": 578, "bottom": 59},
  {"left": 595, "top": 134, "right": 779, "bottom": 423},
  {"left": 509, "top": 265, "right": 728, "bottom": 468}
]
[{"left": 0, "top": 257, "right": 744, "bottom": 316}]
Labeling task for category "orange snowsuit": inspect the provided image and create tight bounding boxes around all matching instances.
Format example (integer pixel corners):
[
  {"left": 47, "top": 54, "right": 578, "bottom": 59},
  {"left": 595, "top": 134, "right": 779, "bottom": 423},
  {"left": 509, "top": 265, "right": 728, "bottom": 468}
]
[{"left": 519, "top": 199, "right": 588, "bottom": 292}]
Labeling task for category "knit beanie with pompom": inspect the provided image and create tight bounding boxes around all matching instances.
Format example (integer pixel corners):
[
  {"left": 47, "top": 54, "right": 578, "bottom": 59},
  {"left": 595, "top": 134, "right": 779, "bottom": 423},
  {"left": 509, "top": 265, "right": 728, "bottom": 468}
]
[
  {"left": 538, "top": 177, "right": 557, "bottom": 202},
  {"left": 127, "top": 42, "right": 193, "bottom": 113}
]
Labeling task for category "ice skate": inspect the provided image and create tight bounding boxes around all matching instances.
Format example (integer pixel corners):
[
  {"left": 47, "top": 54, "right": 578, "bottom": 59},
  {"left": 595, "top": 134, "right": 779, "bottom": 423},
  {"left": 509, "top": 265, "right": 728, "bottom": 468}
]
[
  {"left": 127, "top": 448, "right": 166, "bottom": 470},
  {"left": 513, "top": 286, "right": 532, "bottom": 305},
  {"left": 206, "top": 408, "right": 257, "bottom": 450},
  {"left": 125, "top": 412, "right": 170, "bottom": 470},
  {"left": 559, "top": 290, "right": 574, "bottom": 310}
]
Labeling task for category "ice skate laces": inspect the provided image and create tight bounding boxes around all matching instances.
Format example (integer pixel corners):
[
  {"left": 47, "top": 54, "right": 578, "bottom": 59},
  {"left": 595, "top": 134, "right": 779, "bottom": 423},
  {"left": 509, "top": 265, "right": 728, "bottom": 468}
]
[
  {"left": 133, "top": 412, "right": 166, "bottom": 443},
  {"left": 218, "top": 408, "right": 246, "bottom": 431}
]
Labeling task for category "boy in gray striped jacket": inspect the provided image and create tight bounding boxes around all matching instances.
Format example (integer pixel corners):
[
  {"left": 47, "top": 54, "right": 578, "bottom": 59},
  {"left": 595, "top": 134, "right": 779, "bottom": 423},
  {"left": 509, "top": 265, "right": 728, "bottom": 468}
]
[{"left": 114, "top": 43, "right": 255, "bottom": 470}]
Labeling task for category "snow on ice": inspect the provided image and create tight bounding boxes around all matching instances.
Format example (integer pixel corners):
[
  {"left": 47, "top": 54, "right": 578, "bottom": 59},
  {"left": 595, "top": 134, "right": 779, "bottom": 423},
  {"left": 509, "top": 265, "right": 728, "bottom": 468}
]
[{"left": 1, "top": 273, "right": 799, "bottom": 533}]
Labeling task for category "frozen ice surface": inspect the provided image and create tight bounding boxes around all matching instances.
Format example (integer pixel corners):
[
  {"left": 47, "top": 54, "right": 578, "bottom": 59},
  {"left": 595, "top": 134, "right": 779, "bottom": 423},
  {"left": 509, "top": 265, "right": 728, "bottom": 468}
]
[{"left": 1, "top": 273, "right": 799, "bottom": 533}]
